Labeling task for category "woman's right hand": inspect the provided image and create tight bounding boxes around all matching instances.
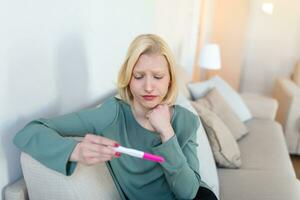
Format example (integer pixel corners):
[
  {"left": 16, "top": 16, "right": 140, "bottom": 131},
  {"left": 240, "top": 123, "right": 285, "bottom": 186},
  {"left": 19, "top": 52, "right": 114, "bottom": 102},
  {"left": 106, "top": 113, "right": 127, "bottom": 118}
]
[{"left": 70, "top": 134, "right": 121, "bottom": 165}]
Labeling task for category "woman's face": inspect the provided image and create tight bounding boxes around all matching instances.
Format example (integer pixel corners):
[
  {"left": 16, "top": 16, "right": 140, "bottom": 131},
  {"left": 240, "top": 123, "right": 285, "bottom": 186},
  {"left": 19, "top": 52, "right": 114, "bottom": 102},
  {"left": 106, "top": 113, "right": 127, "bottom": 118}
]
[{"left": 129, "top": 53, "right": 170, "bottom": 110}]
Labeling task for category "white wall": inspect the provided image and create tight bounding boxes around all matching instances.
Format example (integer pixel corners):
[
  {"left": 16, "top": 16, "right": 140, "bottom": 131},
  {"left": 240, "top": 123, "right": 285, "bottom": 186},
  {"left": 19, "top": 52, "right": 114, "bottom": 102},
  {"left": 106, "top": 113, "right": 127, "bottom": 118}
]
[
  {"left": 0, "top": 0, "right": 200, "bottom": 198},
  {"left": 241, "top": 0, "right": 300, "bottom": 95},
  {"left": 153, "top": 0, "right": 201, "bottom": 75}
]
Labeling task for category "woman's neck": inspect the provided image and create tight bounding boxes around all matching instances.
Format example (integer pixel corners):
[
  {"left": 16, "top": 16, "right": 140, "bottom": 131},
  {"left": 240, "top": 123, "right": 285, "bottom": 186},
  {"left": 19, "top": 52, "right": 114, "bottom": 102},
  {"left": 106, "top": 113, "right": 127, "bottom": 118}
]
[{"left": 131, "top": 100, "right": 150, "bottom": 120}]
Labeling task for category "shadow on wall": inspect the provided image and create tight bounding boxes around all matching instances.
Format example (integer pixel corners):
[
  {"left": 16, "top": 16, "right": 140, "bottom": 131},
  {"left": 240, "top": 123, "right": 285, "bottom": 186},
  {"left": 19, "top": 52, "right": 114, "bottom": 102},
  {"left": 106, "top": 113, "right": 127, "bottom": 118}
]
[
  {"left": 1, "top": 32, "right": 90, "bottom": 198},
  {"left": 54, "top": 33, "right": 89, "bottom": 114}
]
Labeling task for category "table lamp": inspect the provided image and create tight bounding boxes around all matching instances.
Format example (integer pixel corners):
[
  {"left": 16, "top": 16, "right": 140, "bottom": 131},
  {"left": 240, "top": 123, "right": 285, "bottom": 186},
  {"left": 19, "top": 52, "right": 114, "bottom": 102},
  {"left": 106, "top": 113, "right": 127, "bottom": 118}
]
[{"left": 199, "top": 43, "right": 221, "bottom": 80}]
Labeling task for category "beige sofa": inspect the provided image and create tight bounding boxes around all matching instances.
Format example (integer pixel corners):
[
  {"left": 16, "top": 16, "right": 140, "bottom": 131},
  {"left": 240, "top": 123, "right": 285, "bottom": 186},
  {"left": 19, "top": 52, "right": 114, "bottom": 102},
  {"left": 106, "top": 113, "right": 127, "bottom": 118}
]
[
  {"left": 273, "top": 62, "right": 300, "bottom": 155},
  {"left": 5, "top": 72, "right": 300, "bottom": 200},
  {"left": 218, "top": 93, "right": 300, "bottom": 199}
]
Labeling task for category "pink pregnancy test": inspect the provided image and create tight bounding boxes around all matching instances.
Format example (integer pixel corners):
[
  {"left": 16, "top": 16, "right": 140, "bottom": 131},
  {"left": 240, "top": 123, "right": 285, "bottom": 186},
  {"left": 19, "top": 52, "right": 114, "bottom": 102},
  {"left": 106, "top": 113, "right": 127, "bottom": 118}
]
[{"left": 113, "top": 146, "right": 165, "bottom": 163}]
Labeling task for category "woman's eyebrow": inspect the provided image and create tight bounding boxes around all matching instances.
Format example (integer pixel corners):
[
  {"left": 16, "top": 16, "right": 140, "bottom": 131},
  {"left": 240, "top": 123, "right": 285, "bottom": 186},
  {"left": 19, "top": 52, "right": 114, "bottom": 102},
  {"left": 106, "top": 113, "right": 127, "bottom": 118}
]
[
  {"left": 133, "top": 70, "right": 165, "bottom": 74},
  {"left": 132, "top": 71, "right": 144, "bottom": 75}
]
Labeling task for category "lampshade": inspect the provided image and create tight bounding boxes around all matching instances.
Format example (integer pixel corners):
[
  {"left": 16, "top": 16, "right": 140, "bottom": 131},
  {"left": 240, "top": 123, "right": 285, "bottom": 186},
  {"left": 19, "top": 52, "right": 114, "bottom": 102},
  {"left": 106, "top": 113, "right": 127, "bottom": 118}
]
[{"left": 199, "top": 44, "right": 221, "bottom": 70}]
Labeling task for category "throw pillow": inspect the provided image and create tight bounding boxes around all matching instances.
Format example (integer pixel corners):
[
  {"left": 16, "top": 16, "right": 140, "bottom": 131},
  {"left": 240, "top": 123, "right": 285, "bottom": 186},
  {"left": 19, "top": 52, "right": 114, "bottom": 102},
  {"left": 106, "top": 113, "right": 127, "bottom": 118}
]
[
  {"left": 191, "top": 102, "right": 242, "bottom": 168},
  {"left": 175, "top": 92, "right": 220, "bottom": 198},
  {"left": 188, "top": 76, "right": 252, "bottom": 122},
  {"left": 193, "top": 88, "right": 249, "bottom": 140}
]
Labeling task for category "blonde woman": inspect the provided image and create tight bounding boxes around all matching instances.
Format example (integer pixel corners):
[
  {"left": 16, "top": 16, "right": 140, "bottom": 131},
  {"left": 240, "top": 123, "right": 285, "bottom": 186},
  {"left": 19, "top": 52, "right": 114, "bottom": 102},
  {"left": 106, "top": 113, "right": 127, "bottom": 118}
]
[{"left": 14, "top": 34, "right": 216, "bottom": 200}]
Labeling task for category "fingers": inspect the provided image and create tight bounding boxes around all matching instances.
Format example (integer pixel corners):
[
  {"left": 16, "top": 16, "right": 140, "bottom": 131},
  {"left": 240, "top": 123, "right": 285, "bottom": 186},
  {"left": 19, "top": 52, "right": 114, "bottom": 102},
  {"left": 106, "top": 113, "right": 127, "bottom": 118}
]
[
  {"left": 85, "top": 155, "right": 115, "bottom": 165},
  {"left": 85, "top": 134, "right": 119, "bottom": 147},
  {"left": 81, "top": 135, "right": 120, "bottom": 156},
  {"left": 147, "top": 104, "right": 170, "bottom": 117},
  {"left": 79, "top": 145, "right": 121, "bottom": 166},
  {"left": 86, "top": 152, "right": 117, "bottom": 160},
  {"left": 78, "top": 134, "right": 122, "bottom": 166},
  {"left": 85, "top": 143, "right": 116, "bottom": 156},
  {"left": 153, "top": 104, "right": 169, "bottom": 111}
]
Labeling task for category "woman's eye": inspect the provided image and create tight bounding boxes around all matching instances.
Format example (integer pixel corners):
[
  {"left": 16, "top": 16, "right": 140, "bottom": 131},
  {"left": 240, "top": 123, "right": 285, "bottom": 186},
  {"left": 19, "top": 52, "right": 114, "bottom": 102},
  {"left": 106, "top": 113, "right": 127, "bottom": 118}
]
[
  {"left": 134, "top": 75, "right": 143, "bottom": 80},
  {"left": 154, "top": 76, "right": 163, "bottom": 79}
]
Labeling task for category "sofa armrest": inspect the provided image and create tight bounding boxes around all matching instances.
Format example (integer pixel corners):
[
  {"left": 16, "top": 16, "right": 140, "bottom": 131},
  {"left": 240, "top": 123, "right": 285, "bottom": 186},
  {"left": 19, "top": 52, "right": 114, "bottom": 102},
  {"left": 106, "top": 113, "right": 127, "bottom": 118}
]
[
  {"left": 272, "top": 78, "right": 300, "bottom": 129},
  {"left": 241, "top": 93, "right": 278, "bottom": 120},
  {"left": 4, "top": 178, "right": 28, "bottom": 200},
  {"left": 272, "top": 78, "right": 300, "bottom": 153},
  {"left": 20, "top": 152, "right": 121, "bottom": 200}
]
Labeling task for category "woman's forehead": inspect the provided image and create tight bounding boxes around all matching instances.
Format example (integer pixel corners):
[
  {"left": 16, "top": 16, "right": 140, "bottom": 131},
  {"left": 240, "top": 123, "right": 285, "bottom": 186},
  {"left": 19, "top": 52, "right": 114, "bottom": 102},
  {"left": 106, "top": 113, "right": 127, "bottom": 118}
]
[{"left": 133, "top": 54, "right": 169, "bottom": 72}]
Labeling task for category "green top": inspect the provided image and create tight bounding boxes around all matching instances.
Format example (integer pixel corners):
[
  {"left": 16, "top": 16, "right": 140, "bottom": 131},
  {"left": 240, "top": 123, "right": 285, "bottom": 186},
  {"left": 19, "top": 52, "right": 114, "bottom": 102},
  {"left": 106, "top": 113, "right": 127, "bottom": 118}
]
[{"left": 14, "top": 97, "right": 210, "bottom": 200}]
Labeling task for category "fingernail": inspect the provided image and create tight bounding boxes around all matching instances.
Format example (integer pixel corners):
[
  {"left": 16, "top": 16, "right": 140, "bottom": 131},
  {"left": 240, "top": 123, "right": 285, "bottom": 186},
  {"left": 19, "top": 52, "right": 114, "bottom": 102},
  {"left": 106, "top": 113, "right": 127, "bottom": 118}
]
[
  {"left": 114, "top": 143, "right": 120, "bottom": 147},
  {"left": 115, "top": 152, "right": 121, "bottom": 157}
]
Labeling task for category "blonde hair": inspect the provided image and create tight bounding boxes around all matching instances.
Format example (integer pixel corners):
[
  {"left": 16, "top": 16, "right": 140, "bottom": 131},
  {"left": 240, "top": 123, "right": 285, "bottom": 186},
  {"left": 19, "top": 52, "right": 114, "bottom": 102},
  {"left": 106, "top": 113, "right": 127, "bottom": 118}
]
[{"left": 117, "top": 34, "right": 178, "bottom": 105}]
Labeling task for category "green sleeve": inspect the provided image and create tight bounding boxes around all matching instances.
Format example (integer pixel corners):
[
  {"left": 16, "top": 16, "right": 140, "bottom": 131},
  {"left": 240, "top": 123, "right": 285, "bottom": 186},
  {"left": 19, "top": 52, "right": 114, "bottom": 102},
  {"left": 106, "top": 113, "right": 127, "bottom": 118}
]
[
  {"left": 151, "top": 117, "right": 201, "bottom": 199},
  {"left": 13, "top": 97, "right": 118, "bottom": 176}
]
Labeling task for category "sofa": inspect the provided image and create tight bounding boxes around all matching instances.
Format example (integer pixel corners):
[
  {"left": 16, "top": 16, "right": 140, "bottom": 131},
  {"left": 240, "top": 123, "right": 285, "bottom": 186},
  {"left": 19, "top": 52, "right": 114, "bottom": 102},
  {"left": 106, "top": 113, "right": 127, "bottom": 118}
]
[
  {"left": 218, "top": 93, "right": 300, "bottom": 199},
  {"left": 5, "top": 70, "right": 300, "bottom": 200},
  {"left": 273, "top": 61, "right": 300, "bottom": 155}
]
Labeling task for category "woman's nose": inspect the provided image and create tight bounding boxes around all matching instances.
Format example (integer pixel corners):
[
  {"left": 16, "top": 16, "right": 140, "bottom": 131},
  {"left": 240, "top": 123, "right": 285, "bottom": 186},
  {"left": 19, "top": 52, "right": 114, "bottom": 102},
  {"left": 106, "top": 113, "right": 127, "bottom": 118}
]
[{"left": 144, "top": 77, "right": 154, "bottom": 92}]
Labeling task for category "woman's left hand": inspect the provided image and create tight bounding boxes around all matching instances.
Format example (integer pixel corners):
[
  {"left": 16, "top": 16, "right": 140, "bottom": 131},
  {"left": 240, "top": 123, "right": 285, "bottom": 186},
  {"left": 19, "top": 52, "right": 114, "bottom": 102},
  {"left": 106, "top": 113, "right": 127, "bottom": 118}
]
[{"left": 146, "top": 104, "right": 175, "bottom": 142}]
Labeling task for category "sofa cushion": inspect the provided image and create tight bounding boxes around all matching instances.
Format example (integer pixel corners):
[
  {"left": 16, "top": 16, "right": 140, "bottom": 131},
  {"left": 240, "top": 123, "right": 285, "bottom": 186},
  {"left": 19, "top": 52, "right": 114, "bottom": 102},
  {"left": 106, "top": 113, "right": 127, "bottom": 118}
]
[
  {"left": 191, "top": 102, "right": 241, "bottom": 168},
  {"left": 175, "top": 93, "right": 219, "bottom": 198},
  {"left": 217, "top": 169, "right": 300, "bottom": 200},
  {"left": 239, "top": 119, "right": 295, "bottom": 177},
  {"left": 292, "top": 61, "right": 300, "bottom": 87},
  {"left": 188, "top": 76, "right": 252, "bottom": 121},
  {"left": 193, "top": 88, "right": 249, "bottom": 140}
]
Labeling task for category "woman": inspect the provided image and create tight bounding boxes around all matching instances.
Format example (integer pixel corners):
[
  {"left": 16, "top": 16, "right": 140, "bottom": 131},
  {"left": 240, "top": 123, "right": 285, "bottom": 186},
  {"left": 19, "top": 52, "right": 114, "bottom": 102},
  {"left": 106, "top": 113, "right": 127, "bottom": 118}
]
[{"left": 14, "top": 34, "right": 217, "bottom": 200}]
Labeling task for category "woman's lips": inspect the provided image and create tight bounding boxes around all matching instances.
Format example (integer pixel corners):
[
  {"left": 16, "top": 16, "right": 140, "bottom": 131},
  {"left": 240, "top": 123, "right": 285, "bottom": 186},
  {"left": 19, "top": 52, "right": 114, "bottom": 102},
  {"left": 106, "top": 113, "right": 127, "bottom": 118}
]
[{"left": 142, "top": 95, "right": 157, "bottom": 101}]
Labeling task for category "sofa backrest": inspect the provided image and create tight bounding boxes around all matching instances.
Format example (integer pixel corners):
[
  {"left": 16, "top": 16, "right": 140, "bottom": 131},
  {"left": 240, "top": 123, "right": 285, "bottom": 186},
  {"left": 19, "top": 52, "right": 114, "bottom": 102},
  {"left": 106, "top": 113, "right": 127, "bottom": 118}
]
[{"left": 175, "top": 66, "right": 193, "bottom": 99}]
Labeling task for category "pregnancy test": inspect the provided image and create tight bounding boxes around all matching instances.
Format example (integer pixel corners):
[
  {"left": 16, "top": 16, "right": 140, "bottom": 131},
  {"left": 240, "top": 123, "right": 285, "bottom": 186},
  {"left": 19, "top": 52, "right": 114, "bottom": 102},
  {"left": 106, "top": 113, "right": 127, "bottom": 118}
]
[{"left": 113, "top": 146, "right": 165, "bottom": 163}]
